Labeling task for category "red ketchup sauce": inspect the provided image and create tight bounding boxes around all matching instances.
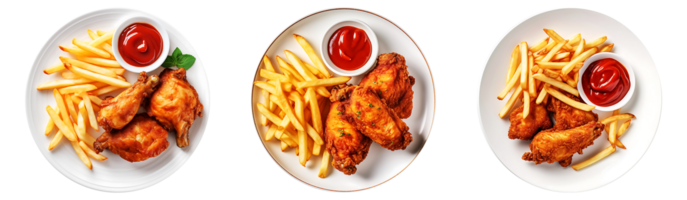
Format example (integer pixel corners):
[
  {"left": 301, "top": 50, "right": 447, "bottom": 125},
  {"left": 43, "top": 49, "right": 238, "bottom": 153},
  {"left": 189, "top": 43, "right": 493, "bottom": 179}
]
[
  {"left": 327, "top": 26, "right": 372, "bottom": 71},
  {"left": 118, "top": 23, "right": 163, "bottom": 67},
  {"left": 581, "top": 58, "right": 631, "bottom": 106}
]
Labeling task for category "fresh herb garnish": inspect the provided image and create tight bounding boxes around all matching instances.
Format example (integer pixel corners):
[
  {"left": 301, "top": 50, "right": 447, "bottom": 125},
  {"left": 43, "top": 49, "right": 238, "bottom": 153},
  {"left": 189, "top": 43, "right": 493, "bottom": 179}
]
[
  {"left": 336, "top": 111, "right": 342, "bottom": 115},
  {"left": 373, "top": 81, "right": 377, "bottom": 84},
  {"left": 356, "top": 111, "right": 361, "bottom": 115},
  {"left": 372, "top": 122, "right": 375, "bottom": 126},
  {"left": 339, "top": 133, "right": 344, "bottom": 137},
  {"left": 162, "top": 47, "right": 196, "bottom": 70},
  {"left": 369, "top": 104, "right": 374, "bottom": 107}
]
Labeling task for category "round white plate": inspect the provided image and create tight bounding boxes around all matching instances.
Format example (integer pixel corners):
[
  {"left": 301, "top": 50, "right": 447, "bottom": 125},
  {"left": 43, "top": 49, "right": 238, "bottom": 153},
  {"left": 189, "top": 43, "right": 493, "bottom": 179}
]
[
  {"left": 479, "top": 8, "right": 661, "bottom": 192},
  {"left": 25, "top": 9, "right": 210, "bottom": 192},
  {"left": 251, "top": 8, "right": 435, "bottom": 191}
]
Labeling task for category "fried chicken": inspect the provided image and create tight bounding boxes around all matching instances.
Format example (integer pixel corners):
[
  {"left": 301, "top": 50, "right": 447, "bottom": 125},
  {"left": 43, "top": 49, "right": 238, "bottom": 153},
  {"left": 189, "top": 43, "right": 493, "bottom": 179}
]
[
  {"left": 331, "top": 85, "right": 412, "bottom": 151},
  {"left": 547, "top": 93, "right": 598, "bottom": 131},
  {"left": 147, "top": 68, "right": 203, "bottom": 148},
  {"left": 522, "top": 122, "right": 604, "bottom": 167},
  {"left": 325, "top": 101, "right": 372, "bottom": 175},
  {"left": 358, "top": 53, "right": 415, "bottom": 119},
  {"left": 93, "top": 114, "right": 169, "bottom": 162},
  {"left": 508, "top": 103, "right": 552, "bottom": 140},
  {"left": 97, "top": 72, "right": 159, "bottom": 132}
]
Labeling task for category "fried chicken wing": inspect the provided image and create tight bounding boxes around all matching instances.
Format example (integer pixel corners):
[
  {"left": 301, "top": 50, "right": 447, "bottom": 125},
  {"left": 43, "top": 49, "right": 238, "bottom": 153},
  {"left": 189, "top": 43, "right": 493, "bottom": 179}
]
[
  {"left": 359, "top": 53, "right": 415, "bottom": 119},
  {"left": 325, "top": 101, "right": 372, "bottom": 175},
  {"left": 522, "top": 122, "right": 604, "bottom": 167},
  {"left": 332, "top": 85, "right": 412, "bottom": 151},
  {"left": 147, "top": 68, "right": 203, "bottom": 148},
  {"left": 547, "top": 93, "right": 598, "bottom": 131},
  {"left": 508, "top": 103, "right": 552, "bottom": 140},
  {"left": 97, "top": 72, "right": 159, "bottom": 132},
  {"left": 93, "top": 114, "right": 169, "bottom": 162}
]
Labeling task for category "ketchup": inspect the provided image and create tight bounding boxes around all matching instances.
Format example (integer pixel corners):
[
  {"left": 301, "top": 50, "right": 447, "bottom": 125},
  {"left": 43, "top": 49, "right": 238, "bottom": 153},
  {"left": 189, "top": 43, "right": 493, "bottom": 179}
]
[
  {"left": 118, "top": 23, "right": 163, "bottom": 67},
  {"left": 581, "top": 58, "right": 631, "bottom": 106},
  {"left": 328, "top": 26, "right": 372, "bottom": 71}
]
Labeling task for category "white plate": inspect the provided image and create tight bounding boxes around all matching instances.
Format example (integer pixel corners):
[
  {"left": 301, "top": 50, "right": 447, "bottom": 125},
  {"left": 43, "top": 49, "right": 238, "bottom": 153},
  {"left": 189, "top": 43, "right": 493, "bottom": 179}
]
[
  {"left": 251, "top": 8, "right": 435, "bottom": 191},
  {"left": 479, "top": 8, "right": 661, "bottom": 192},
  {"left": 25, "top": 9, "right": 211, "bottom": 192}
]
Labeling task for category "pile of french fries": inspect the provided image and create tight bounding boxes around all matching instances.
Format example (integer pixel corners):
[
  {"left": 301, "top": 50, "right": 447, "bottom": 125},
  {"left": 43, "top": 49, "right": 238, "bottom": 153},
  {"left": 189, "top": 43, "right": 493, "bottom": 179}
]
[
  {"left": 254, "top": 34, "right": 351, "bottom": 178},
  {"left": 498, "top": 28, "right": 613, "bottom": 119},
  {"left": 40, "top": 29, "right": 132, "bottom": 169}
]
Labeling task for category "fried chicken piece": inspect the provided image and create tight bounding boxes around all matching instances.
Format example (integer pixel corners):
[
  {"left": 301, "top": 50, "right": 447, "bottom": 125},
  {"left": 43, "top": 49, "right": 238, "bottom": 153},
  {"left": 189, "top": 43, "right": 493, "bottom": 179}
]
[
  {"left": 522, "top": 122, "right": 604, "bottom": 166},
  {"left": 147, "top": 68, "right": 203, "bottom": 148},
  {"left": 508, "top": 103, "right": 552, "bottom": 140},
  {"left": 331, "top": 85, "right": 412, "bottom": 151},
  {"left": 358, "top": 53, "right": 415, "bottom": 119},
  {"left": 97, "top": 72, "right": 159, "bottom": 132},
  {"left": 546, "top": 93, "right": 598, "bottom": 131},
  {"left": 325, "top": 101, "right": 372, "bottom": 175},
  {"left": 93, "top": 115, "right": 169, "bottom": 162}
]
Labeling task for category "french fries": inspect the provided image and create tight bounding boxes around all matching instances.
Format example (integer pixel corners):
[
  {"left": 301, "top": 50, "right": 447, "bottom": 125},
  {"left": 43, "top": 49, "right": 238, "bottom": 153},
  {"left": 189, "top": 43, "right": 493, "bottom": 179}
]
[
  {"left": 545, "top": 87, "right": 595, "bottom": 111},
  {"left": 572, "top": 145, "right": 616, "bottom": 171},
  {"left": 64, "top": 62, "right": 131, "bottom": 87},
  {"left": 600, "top": 113, "right": 636, "bottom": 124},
  {"left": 73, "top": 38, "right": 110, "bottom": 58},
  {"left": 532, "top": 74, "right": 578, "bottom": 96}
]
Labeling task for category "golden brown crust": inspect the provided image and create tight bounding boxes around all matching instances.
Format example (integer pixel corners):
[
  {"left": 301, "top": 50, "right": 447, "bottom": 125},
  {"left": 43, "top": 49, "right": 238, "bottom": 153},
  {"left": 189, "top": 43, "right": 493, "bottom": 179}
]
[
  {"left": 522, "top": 122, "right": 604, "bottom": 166},
  {"left": 97, "top": 71, "right": 159, "bottom": 132},
  {"left": 358, "top": 53, "right": 415, "bottom": 119},
  {"left": 94, "top": 114, "right": 169, "bottom": 162},
  {"left": 325, "top": 101, "right": 372, "bottom": 175},
  {"left": 508, "top": 104, "right": 553, "bottom": 140}
]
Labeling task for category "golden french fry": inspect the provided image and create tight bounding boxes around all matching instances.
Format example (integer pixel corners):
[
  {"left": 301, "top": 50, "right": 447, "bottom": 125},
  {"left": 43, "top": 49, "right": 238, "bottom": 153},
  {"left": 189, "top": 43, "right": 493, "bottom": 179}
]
[
  {"left": 263, "top": 55, "right": 276, "bottom": 72},
  {"left": 76, "top": 56, "right": 122, "bottom": 68},
  {"left": 528, "top": 56, "right": 536, "bottom": 97},
  {"left": 91, "top": 85, "right": 122, "bottom": 96},
  {"left": 572, "top": 145, "right": 616, "bottom": 171},
  {"left": 520, "top": 42, "right": 528, "bottom": 90},
  {"left": 257, "top": 103, "right": 283, "bottom": 125},
  {"left": 535, "top": 84, "right": 549, "bottom": 104},
  {"left": 543, "top": 29, "right": 573, "bottom": 50},
  {"left": 253, "top": 81, "right": 276, "bottom": 94},
  {"left": 553, "top": 52, "right": 570, "bottom": 61},
  {"left": 59, "top": 84, "right": 97, "bottom": 94},
  {"left": 59, "top": 45, "right": 98, "bottom": 57},
  {"left": 545, "top": 87, "right": 595, "bottom": 111},
  {"left": 44, "top": 63, "right": 66, "bottom": 75},
  {"left": 276, "top": 56, "right": 305, "bottom": 81},
  {"left": 102, "top": 43, "right": 114, "bottom": 56},
  {"left": 81, "top": 92, "right": 98, "bottom": 130},
  {"left": 507, "top": 45, "right": 520, "bottom": 84},
  {"left": 541, "top": 40, "right": 566, "bottom": 62},
  {"left": 46, "top": 105, "right": 76, "bottom": 142},
  {"left": 48, "top": 131, "right": 63, "bottom": 150},
  {"left": 265, "top": 124, "right": 278, "bottom": 141},
  {"left": 294, "top": 34, "right": 330, "bottom": 77},
  {"left": 600, "top": 43, "right": 614, "bottom": 52},
  {"left": 64, "top": 94, "right": 78, "bottom": 123},
  {"left": 542, "top": 69, "right": 560, "bottom": 78},
  {"left": 260, "top": 69, "right": 289, "bottom": 82},
  {"left": 296, "top": 76, "right": 351, "bottom": 88},
  {"left": 73, "top": 38, "right": 110, "bottom": 58},
  {"left": 497, "top": 62, "right": 522, "bottom": 100},
  {"left": 522, "top": 92, "right": 530, "bottom": 118},
  {"left": 45, "top": 107, "right": 60, "bottom": 136},
  {"left": 61, "top": 71, "right": 80, "bottom": 79},
  {"left": 573, "top": 39, "right": 585, "bottom": 59},
  {"left": 298, "top": 129, "right": 307, "bottom": 166},
  {"left": 79, "top": 141, "right": 107, "bottom": 161},
  {"left": 307, "top": 88, "right": 322, "bottom": 134},
  {"left": 87, "top": 95, "right": 103, "bottom": 105},
  {"left": 70, "top": 140, "right": 92, "bottom": 170},
  {"left": 532, "top": 74, "right": 579, "bottom": 96},
  {"left": 318, "top": 150, "right": 331, "bottom": 178},
  {"left": 600, "top": 113, "right": 636, "bottom": 124},
  {"left": 567, "top": 33, "right": 582, "bottom": 47},
  {"left": 90, "top": 30, "right": 114, "bottom": 48},
  {"left": 60, "top": 56, "right": 116, "bottom": 77},
  {"left": 261, "top": 90, "right": 271, "bottom": 126},
  {"left": 585, "top": 36, "right": 607, "bottom": 49},
  {"left": 64, "top": 62, "right": 130, "bottom": 87},
  {"left": 618, "top": 120, "right": 631, "bottom": 138},
  {"left": 285, "top": 50, "right": 317, "bottom": 81},
  {"left": 87, "top": 29, "right": 98, "bottom": 40},
  {"left": 499, "top": 86, "right": 523, "bottom": 118},
  {"left": 544, "top": 39, "right": 558, "bottom": 52},
  {"left": 281, "top": 141, "right": 288, "bottom": 151},
  {"left": 96, "top": 30, "right": 107, "bottom": 36},
  {"left": 562, "top": 47, "right": 597, "bottom": 75},
  {"left": 37, "top": 78, "right": 94, "bottom": 90},
  {"left": 276, "top": 79, "right": 304, "bottom": 131},
  {"left": 111, "top": 68, "right": 125, "bottom": 76},
  {"left": 529, "top": 37, "right": 549, "bottom": 52},
  {"left": 536, "top": 62, "right": 568, "bottom": 70}
]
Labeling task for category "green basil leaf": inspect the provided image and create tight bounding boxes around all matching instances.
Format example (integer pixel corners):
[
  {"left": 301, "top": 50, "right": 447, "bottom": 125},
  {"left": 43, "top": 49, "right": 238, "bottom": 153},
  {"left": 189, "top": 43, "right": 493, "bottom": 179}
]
[
  {"left": 177, "top": 54, "right": 196, "bottom": 70},
  {"left": 172, "top": 47, "right": 182, "bottom": 59},
  {"left": 161, "top": 55, "right": 175, "bottom": 68}
]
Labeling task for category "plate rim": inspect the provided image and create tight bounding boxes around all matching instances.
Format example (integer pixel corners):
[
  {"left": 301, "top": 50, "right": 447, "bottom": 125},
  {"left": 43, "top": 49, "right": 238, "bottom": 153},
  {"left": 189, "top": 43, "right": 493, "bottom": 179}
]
[
  {"left": 249, "top": 6, "right": 439, "bottom": 193},
  {"left": 24, "top": 8, "right": 212, "bottom": 193},
  {"left": 474, "top": 6, "right": 665, "bottom": 194}
]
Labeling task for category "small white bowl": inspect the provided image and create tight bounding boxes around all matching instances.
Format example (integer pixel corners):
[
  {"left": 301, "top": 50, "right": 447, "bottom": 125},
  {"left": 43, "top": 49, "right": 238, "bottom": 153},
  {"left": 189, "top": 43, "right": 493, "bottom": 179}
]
[
  {"left": 112, "top": 15, "right": 169, "bottom": 73},
  {"left": 321, "top": 20, "right": 379, "bottom": 76},
  {"left": 577, "top": 52, "right": 636, "bottom": 112}
]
